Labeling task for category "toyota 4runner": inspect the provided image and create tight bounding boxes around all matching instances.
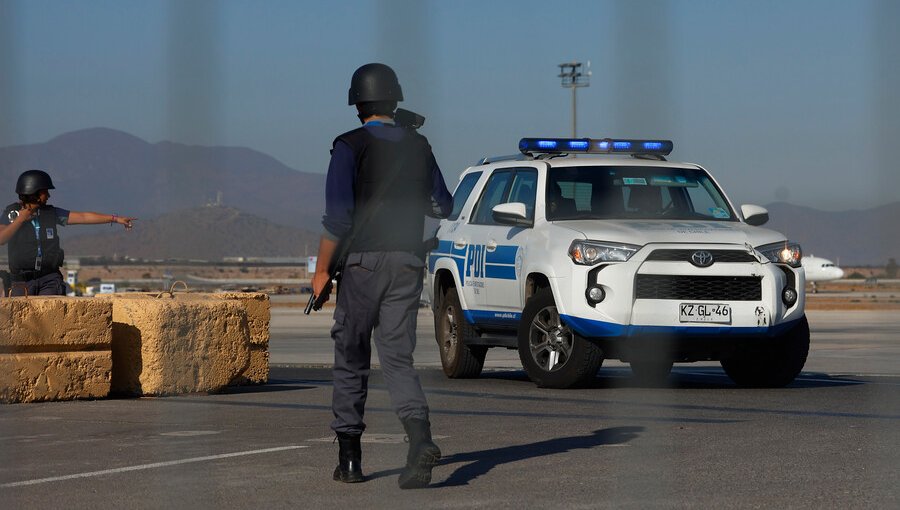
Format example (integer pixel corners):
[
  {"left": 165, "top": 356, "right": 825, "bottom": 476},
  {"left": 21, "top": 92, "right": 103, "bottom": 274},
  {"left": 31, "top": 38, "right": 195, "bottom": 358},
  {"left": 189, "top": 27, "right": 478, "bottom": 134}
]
[{"left": 426, "top": 137, "right": 808, "bottom": 388}]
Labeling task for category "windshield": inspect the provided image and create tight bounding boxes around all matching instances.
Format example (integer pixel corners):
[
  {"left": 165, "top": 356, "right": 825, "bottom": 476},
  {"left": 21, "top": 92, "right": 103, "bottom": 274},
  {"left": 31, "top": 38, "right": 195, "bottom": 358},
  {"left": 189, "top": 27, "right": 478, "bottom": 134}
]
[{"left": 546, "top": 166, "right": 736, "bottom": 221}]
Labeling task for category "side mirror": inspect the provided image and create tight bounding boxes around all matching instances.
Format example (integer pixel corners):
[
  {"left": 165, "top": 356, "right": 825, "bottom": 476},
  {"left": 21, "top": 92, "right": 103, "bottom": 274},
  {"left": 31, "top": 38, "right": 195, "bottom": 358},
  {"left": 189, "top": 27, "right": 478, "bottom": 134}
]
[
  {"left": 492, "top": 202, "right": 530, "bottom": 226},
  {"left": 741, "top": 204, "right": 769, "bottom": 226}
]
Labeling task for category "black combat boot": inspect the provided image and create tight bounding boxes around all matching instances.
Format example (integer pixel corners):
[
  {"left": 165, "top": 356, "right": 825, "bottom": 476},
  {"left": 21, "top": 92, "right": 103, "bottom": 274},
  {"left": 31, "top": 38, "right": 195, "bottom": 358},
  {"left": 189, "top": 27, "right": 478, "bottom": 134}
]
[
  {"left": 333, "top": 432, "right": 363, "bottom": 483},
  {"left": 398, "top": 418, "right": 441, "bottom": 489}
]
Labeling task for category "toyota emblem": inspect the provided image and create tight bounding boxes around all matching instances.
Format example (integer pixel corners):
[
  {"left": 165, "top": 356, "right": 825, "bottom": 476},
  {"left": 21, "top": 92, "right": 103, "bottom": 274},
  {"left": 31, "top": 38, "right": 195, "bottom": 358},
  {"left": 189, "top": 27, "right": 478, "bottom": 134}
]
[{"left": 691, "top": 250, "right": 714, "bottom": 267}]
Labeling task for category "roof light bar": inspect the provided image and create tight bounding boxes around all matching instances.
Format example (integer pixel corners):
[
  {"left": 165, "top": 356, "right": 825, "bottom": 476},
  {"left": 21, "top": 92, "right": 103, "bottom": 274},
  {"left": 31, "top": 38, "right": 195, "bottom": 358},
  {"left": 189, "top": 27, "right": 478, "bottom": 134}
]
[{"left": 519, "top": 137, "right": 673, "bottom": 156}]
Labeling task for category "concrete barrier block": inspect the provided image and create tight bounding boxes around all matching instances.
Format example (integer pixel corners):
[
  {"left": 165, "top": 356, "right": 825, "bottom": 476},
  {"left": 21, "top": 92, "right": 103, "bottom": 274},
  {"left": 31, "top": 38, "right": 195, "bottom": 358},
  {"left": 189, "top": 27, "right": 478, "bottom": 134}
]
[
  {"left": 1, "top": 297, "right": 112, "bottom": 403},
  {"left": 106, "top": 297, "right": 250, "bottom": 396},
  {"left": 209, "top": 292, "right": 269, "bottom": 384},
  {"left": 99, "top": 292, "right": 269, "bottom": 385},
  {"left": 0, "top": 352, "right": 112, "bottom": 403}
]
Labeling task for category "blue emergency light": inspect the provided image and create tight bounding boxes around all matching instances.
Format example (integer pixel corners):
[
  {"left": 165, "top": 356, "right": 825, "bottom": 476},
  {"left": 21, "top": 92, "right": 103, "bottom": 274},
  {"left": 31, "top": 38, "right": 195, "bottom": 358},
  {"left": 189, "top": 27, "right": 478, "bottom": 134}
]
[{"left": 519, "top": 137, "right": 673, "bottom": 156}]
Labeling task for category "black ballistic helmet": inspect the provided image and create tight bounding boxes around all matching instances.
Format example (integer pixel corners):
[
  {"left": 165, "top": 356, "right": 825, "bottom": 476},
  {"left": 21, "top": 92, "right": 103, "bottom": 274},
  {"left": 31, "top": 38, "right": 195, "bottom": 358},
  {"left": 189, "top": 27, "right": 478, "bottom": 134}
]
[
  {"left": 348, "top": 63, "right": 403, "bottom": 105},
  {"left": 16, "top": 169, "right": 55, "bottom": 195}
]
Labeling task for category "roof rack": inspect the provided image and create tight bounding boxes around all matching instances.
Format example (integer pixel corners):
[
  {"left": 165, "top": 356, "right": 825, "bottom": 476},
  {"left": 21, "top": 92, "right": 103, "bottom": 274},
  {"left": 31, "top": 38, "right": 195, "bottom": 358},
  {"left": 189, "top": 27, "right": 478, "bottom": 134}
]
[
  {"left": 475, "top": 153, "right": 533, "bottom": 165},
  {"left": 632, "top": 153, "right": 668, "bottom": 161}
]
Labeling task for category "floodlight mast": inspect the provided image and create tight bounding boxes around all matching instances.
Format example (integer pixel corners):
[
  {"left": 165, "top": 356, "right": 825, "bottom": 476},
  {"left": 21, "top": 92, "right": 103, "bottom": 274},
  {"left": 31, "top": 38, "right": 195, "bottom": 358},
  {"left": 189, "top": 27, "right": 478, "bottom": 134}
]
[{"left": 558, "top": 61, "right": 590, "bottom": 138}]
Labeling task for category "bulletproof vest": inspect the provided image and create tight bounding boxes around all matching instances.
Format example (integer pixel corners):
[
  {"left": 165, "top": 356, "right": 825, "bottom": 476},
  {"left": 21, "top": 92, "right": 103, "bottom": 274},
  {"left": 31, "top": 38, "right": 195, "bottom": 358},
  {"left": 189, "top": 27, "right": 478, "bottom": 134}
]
[
  {"left": 3, "top": 203, "right": 64, "bottom": 273},
  {"left": 334, "top": 126, "right": 432, "bottom": 253}
]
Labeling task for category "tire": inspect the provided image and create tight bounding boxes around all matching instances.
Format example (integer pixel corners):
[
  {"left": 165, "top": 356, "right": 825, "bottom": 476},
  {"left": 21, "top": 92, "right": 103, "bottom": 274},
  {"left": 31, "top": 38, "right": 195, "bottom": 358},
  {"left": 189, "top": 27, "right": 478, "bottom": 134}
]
[
  {"left": 630, "top": 360, "right": 674, "bottom": 386},
  {"left": 435, "top": 287, "right": 486, "bottom": 378},
  {"left": 721, "top": 316, "right": 810, "bottom": 388},
  {"left": 517, "top": 288, "right": 603, "bottom": 388}
]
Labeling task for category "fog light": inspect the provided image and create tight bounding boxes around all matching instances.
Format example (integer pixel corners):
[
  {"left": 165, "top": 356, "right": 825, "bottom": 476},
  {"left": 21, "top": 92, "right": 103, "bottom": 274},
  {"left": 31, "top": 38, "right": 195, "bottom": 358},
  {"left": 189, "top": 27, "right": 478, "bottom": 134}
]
[
  {"left": 782, "top": 287, "right": 798, "bottom": 306},
  {"left": 586, "top": 286, "right": 605, "bottom": 305}
]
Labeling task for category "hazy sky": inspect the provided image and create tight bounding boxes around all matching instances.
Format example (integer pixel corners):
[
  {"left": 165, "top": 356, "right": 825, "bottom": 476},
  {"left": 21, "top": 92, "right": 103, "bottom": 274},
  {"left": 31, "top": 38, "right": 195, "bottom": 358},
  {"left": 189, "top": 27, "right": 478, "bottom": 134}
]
[{"left": 0, "top": 0, "right": 897, "bottom": 211}]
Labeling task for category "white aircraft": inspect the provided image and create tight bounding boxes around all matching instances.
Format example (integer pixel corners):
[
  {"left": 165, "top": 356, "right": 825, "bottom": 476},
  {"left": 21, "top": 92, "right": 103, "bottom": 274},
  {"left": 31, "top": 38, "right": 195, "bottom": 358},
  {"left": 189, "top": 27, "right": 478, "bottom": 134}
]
[{"left": 802, "top": 255, "right": 844, "bottom": 292}]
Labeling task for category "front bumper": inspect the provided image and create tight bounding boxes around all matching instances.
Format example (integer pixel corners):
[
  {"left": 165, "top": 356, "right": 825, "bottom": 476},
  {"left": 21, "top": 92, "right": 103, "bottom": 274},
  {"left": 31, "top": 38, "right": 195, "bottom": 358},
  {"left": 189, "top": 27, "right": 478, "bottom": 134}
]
[{"left": 554, "top": 243, "right": 806, "bottom": 339}]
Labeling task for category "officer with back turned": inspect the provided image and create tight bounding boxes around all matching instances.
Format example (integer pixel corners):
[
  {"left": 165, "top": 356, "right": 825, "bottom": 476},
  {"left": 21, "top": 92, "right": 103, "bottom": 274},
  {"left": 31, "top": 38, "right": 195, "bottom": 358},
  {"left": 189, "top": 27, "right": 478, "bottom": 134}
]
[
  {"left": 0, "top": 169, "right": 135, "bottom": 296},
  {"left": 311, "top": 63, "right": 453, "bottom": 488}
]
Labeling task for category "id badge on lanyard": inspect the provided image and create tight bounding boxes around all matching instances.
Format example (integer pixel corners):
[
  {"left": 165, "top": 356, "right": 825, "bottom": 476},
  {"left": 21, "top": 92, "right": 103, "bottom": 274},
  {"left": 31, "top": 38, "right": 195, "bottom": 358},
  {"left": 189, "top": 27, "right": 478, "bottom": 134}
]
[{"left": 32, "top": 218, "right": 42, "bottom": 271}]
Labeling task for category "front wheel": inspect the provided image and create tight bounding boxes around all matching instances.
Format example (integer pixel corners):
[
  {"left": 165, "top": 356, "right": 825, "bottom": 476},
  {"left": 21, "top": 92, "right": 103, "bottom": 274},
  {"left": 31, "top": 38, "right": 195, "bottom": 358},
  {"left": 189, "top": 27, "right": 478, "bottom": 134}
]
[
  {"left": 721, "top": 316, "right": 810, "bottom": 388},
  {"left": 436, "top": 287, "right": 486, "bottom": 378},
  {"left": 517, "top": 288, "right": 603, "bottom": 388}
]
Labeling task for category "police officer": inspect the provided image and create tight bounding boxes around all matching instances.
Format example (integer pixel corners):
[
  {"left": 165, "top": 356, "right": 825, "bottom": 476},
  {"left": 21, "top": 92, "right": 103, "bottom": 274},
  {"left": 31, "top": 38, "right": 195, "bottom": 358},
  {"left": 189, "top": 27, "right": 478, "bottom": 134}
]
[
  {"left": 312, "top": 63, "right": 453, "bottom": 489},
  {"left": 0, "top": 170, "right": 135, "bottom": 296}
]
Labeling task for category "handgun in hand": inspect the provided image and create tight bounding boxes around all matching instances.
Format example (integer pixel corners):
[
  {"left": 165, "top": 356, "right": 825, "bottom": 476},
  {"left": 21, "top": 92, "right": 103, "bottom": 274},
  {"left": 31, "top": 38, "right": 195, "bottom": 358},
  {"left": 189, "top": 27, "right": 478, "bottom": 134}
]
[{"left": 304, "top": 280, "right": 333, "bottom": 315}]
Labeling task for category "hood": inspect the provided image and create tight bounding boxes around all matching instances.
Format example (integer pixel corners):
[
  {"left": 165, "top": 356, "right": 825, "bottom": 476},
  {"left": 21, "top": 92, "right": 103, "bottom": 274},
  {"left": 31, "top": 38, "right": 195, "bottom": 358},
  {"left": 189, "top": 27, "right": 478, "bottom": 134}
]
[{"left": 553, "top": 219, "right": 786, "bottom": 248}]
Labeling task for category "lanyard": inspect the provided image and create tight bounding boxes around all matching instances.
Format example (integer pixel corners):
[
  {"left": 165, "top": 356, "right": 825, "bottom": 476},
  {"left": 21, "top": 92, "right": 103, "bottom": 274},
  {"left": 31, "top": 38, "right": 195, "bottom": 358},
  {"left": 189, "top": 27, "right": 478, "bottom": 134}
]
[{"left": 31, "top": 218, "right": 42, "bottom": 257}]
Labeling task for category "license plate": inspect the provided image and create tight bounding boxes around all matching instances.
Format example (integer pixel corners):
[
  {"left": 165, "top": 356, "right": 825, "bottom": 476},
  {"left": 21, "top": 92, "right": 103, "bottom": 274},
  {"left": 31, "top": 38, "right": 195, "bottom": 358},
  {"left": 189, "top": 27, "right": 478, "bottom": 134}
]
[{"left": 679, "top": 303, "right": 732, "bottom": 324}]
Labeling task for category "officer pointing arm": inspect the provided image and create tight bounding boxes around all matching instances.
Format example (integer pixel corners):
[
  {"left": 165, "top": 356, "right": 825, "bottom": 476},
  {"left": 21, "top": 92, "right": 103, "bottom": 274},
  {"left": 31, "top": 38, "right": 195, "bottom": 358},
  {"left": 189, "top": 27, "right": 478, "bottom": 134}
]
[{"left": 1, "top": 170, "right": 135, "bottom": 296}]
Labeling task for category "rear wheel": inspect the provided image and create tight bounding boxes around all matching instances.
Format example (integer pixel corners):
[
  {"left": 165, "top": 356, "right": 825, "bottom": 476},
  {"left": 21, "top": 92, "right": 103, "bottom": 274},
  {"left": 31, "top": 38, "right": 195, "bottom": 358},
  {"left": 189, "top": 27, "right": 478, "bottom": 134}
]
[
  {"left": 518, "top": 288, "right": 603, "bottom": 388},
  {"left": 721, "top": 316, "right": 810, "bottom": 388},
  {"left": 436, "top": 287, "right": 486, "bottom": 378}
]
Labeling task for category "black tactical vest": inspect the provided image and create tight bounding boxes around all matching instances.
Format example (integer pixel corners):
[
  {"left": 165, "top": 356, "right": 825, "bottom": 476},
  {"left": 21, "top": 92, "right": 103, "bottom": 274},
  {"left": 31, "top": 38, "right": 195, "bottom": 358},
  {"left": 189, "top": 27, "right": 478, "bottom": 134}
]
[
  {"left": 333, "top": 126, "right": 432, "bottom": 254},
  {"left": 3, "top": 203, "right": 64, "bottom": 274}
]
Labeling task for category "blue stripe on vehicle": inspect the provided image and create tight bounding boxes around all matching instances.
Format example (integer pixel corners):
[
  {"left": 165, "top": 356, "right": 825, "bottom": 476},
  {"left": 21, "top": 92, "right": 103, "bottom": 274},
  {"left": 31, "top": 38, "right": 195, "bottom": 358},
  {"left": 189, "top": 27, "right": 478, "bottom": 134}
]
[
  {"left": 428, "top": 240, "right": 451, "bottom": 273},
  {"left": 560, "top": 315, "right": 801, "bottom": 338},
  {"left": 430, "top": 242, "right": 519, "bottom": 280},
  {"left": 485, "top": 245, "right": 518, "bottom": 265},
  {"left": 483, "top": 245, "right": 518, "bottom": 280},
  {"left": 464, "top": 309, "right": 522, "bottom": 326},
  {"left": 484, "top": 265, "right": 516, "bottom": 280},
  {"left": 429, "top": 239, "right": 466, "bottom": 275}
]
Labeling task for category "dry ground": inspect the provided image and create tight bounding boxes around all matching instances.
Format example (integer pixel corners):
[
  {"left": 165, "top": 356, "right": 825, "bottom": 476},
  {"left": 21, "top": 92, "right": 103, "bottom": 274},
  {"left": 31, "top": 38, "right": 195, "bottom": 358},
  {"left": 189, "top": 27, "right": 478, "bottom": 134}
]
[
  {"left": 70, "top": 264, "right": 309, "bottom": 282},
  {"left": 67, "top": 264, "right": 900, "bottom": 310}
]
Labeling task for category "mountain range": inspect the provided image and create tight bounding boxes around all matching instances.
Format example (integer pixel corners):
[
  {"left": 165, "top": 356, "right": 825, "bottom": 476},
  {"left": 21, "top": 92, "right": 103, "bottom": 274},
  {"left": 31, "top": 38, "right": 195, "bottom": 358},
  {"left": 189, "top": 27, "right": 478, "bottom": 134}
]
[
  {"left": 0, "top": 127, "right": 325, "bottom": 231},
  {"left": 61, "top": 205, "right": 320, "bottom": 260},
  {"left": 763, "top": 201, "right": 898, "bottom": 267},
  {"left": 1, "top": 128, "right": 896, "bottom": 265}
]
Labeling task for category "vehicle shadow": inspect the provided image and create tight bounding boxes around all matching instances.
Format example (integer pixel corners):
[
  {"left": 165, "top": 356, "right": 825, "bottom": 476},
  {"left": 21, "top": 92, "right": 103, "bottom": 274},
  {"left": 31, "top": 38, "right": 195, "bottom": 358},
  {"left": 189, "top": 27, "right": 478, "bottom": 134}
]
[
  {"left": 476, "top": 367, "right": 865, "bottom": 389},
  {"left": 365, "top": 426, "right": 644, "bottom": 486},
  {"left": 637, "top": 368, "right": 864, "bottom": 389}
]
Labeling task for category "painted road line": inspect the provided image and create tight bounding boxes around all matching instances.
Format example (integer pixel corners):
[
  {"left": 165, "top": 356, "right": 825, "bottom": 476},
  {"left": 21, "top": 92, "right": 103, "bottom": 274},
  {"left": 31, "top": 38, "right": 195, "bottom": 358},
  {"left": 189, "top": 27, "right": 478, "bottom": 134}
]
[
  {"left": 1, "top": 445, "right": 307, "bottom": 488},
  {"left": 309, "top": 433, "right": 450, "bottom": 444}
]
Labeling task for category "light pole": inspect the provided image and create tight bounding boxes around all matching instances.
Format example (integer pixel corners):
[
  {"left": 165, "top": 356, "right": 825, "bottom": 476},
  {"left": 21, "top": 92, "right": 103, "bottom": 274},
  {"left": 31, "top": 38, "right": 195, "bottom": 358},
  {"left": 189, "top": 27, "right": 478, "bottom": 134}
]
[{"left": 558, "top": 61, "right": 591, "bottom": 138}]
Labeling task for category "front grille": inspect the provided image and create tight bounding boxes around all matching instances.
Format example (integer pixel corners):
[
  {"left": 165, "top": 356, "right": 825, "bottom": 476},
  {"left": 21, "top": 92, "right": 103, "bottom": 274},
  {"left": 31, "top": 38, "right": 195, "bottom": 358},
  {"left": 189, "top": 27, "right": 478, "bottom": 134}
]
[
  {"left": 635, "top": 274, "right": 762, "bottom": 301},
  {"left": 645, "top": 249, "right": 757, "bottom": 263}
]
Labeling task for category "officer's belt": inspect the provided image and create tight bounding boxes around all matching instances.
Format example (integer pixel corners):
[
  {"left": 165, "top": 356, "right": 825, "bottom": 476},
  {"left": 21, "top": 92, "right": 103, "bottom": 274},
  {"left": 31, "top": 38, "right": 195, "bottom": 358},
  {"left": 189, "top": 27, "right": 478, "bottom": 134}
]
[{"left": 10, "top": 268, "right": 61, "bottom": 282}]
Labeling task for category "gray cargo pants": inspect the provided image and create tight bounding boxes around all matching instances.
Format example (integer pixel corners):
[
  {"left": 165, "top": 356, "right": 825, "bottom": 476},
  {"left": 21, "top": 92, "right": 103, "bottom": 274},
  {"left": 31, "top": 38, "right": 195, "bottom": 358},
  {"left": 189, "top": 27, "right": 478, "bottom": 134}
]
[
  {"left": 330, "top": 251, "right": 430, "bottom": 435},
  {"left": 8, "top": 271, "right": 66, "bottom": 296}
]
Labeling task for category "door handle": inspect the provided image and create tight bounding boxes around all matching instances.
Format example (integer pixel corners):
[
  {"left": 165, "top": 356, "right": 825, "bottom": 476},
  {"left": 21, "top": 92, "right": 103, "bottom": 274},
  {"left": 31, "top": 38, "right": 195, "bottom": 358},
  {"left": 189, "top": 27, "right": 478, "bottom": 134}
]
[
  {"left": 485, "top": 240, "right": 498, "bottom": 251},
  {"left": 453, "top": 239, "right": 467, "bottom": 249}
]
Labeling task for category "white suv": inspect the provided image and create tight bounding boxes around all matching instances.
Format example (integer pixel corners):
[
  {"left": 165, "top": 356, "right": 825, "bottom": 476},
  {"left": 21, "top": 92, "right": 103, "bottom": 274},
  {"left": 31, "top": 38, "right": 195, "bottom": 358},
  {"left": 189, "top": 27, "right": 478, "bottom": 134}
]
[{"left": 426, "top": 138, "right": 808, "bottom": 388}]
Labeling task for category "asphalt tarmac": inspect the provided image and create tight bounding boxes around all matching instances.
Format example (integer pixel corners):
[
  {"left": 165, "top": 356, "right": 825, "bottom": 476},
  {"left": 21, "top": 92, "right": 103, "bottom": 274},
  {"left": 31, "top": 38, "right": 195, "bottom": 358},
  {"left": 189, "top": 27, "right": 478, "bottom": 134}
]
[{"left": 1, "top": 307, "right": 898, "bottom": 509}]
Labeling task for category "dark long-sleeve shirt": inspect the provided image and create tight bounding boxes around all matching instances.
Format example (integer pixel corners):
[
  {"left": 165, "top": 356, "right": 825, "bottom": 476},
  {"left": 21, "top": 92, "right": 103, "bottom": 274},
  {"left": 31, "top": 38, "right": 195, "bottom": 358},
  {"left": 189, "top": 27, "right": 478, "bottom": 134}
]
[{"left": 322, "top": 120, "right": 453, "bottom": 240}]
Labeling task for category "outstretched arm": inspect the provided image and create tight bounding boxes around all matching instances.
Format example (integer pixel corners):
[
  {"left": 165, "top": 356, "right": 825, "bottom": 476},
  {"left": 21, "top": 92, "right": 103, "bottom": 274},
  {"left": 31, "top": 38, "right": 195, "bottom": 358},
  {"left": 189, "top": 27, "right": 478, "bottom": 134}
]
[{"left": 68, "top": 211, "right": 135, "bottom": 229}]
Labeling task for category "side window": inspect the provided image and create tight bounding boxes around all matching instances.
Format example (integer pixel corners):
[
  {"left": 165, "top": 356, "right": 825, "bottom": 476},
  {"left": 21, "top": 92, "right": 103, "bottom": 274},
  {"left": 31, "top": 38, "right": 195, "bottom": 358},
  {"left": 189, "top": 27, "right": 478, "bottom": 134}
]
[
  {"left": 448, "top": 171, "right": 482, "bottom": 221},
  {"left": 506, "top": 169, "right": 538, "bottom": 221},
  {"left": 471, "top": 170, "right": 513, "bottom": 225}
]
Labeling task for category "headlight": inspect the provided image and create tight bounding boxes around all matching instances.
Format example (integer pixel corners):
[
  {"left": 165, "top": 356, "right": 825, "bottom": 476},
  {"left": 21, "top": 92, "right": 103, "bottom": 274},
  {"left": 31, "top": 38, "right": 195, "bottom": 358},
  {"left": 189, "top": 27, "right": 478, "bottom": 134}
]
[
  {"left": 756, "top": 241, "right": 802, "bottom": 267},
  {"left": 568, "top": 240, "right": 641, "bottom": 265}
]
